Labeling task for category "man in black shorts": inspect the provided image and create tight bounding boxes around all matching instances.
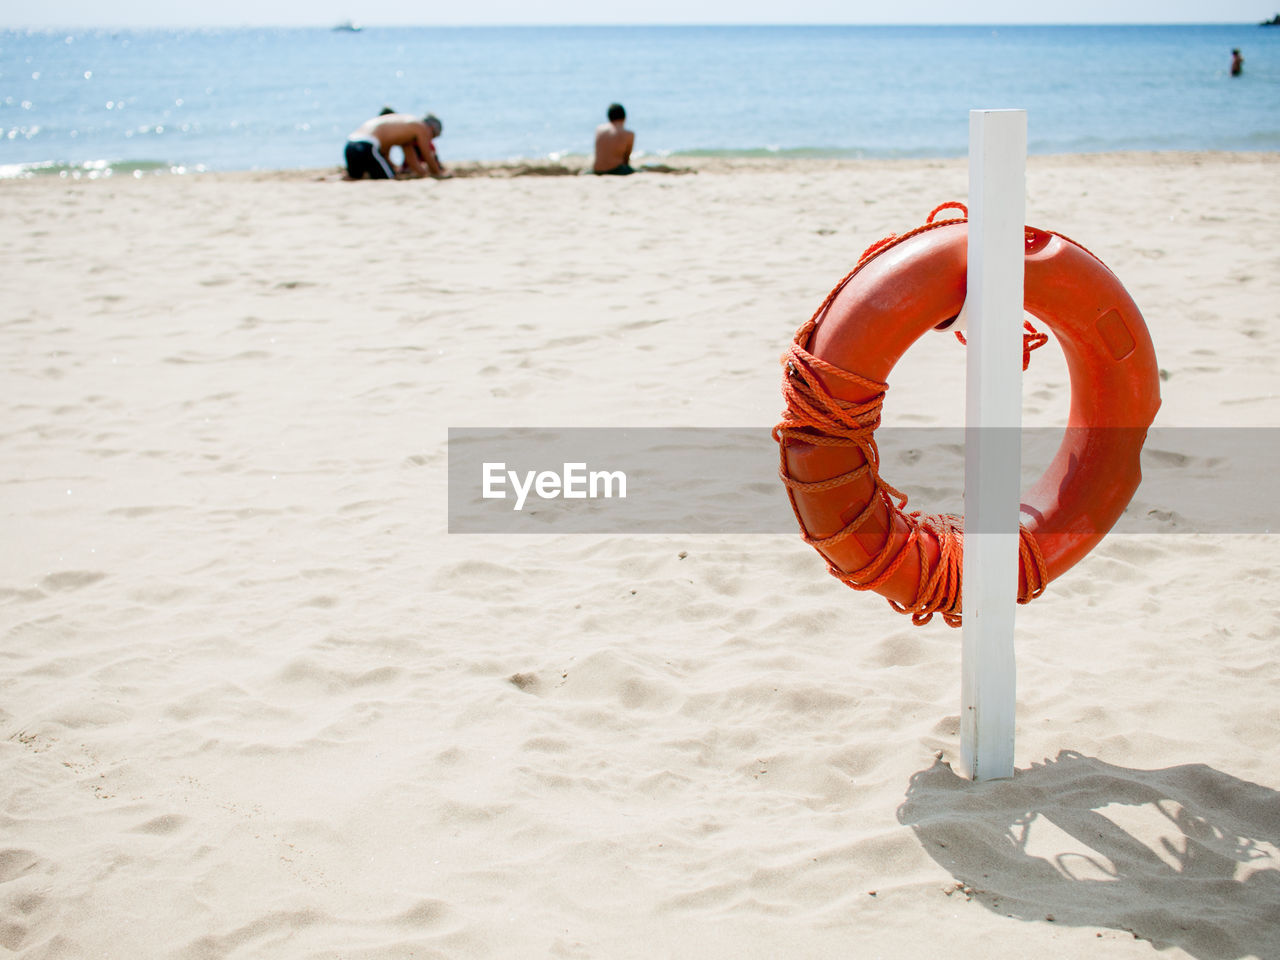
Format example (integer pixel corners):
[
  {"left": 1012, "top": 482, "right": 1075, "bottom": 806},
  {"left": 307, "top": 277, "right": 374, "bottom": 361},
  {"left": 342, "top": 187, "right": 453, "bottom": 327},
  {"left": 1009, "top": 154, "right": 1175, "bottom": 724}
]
[{"left": 344, "top": 112, "right": 448, "bottom": 180}]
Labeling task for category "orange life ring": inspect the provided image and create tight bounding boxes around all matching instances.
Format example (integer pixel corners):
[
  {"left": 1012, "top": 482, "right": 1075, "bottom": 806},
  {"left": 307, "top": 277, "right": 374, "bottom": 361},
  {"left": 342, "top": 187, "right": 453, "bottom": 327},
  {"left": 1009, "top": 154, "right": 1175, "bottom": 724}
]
[{"left": 774, "top": 208, "right": 1161, "bottom": 626}]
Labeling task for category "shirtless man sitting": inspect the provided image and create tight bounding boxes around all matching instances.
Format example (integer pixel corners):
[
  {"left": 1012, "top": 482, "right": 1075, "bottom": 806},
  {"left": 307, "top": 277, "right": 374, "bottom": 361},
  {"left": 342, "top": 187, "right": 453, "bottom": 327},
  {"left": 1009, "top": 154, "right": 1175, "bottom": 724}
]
[
  {"left": 345, "top": 112, "right": 449, "bottom": 180},
  {"left": 593, "top": 103, "right": 635, "bottom": 176}
]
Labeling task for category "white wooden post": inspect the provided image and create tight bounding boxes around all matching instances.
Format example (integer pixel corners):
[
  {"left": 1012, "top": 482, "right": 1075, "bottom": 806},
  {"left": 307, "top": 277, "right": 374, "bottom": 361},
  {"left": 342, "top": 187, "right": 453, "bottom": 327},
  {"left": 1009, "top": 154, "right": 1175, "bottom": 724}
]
[{"left": 960, "top": 109, "right": 1026, "bottom": 781}]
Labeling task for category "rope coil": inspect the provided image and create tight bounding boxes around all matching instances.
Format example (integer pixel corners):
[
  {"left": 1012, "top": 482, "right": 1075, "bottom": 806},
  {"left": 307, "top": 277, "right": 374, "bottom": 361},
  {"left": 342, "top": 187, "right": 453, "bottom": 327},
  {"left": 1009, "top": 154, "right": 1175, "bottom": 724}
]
[{"left": 774, "top": 204, "right": 1050, "bottom": 627}]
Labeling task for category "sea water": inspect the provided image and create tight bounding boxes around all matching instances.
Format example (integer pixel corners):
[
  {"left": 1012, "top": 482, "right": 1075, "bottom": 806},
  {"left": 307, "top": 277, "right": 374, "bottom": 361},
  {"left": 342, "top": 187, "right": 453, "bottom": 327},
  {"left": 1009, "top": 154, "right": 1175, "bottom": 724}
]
[{"left": 2, "top": 24, "right": 1276, "bottom": 176}]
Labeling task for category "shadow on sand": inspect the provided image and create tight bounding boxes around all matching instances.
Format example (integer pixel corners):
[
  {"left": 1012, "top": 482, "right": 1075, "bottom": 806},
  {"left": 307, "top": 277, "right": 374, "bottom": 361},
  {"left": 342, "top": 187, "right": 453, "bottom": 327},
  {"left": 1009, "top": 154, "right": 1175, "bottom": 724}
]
[{"left": 897, "top": 750, "right": 1280, "bottom": 959}]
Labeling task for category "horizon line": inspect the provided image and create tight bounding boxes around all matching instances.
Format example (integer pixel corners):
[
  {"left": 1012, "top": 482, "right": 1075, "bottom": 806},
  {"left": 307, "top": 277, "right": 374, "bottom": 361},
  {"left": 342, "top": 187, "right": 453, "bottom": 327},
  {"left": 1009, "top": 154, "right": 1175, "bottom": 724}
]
[{"left": 5, "top": 20, "right": 1269, "bottom": 29}]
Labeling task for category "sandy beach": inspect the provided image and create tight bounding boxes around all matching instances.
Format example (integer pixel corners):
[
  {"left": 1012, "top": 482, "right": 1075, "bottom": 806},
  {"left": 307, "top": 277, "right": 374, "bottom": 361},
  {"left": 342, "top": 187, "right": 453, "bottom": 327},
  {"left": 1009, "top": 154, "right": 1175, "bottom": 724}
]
[{"left": 2, "top": 151, "right": 1279, "bottom": 959}]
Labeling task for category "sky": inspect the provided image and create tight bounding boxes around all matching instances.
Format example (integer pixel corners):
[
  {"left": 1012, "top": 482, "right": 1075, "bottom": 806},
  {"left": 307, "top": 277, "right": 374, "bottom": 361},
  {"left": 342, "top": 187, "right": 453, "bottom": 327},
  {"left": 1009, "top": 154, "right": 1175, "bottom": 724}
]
[{"left": 2, "top": 0, "right": 1274, "bottom": 27}]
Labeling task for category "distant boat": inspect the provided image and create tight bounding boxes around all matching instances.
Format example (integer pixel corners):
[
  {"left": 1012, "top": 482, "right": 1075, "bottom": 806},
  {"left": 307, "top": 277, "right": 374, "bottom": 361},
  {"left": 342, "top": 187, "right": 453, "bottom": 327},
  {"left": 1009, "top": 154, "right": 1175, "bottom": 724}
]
[
  {"left": 1261, "top": 13, "right": 1280, "bottom": 25},
  {"left": 332, "top": 20, "right": 362, "bottom": 32}
]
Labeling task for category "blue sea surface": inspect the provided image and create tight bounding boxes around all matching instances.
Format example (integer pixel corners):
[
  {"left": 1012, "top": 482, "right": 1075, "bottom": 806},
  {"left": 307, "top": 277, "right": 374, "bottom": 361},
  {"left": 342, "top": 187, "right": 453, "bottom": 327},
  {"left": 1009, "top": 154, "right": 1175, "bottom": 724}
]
[{"left": 1, "top": 24, "right": 1277, "bottom": 176}]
